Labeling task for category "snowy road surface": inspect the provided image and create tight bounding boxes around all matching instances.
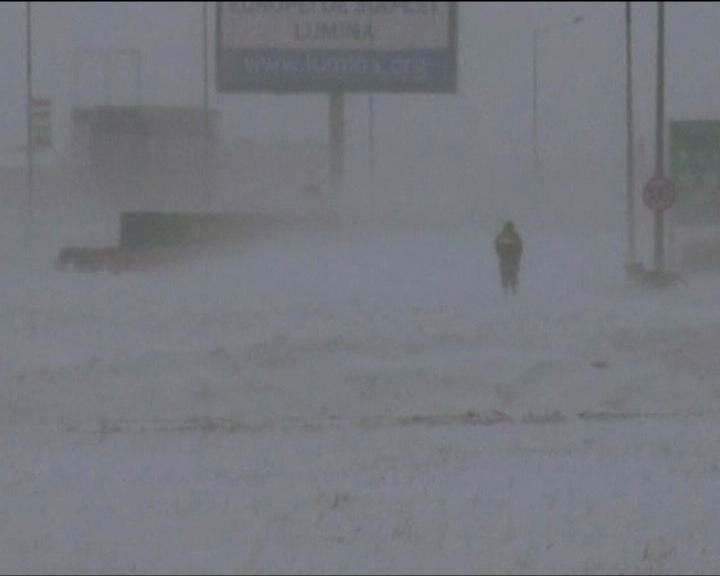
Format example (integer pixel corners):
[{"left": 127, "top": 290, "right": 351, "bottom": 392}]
[{"left": 2, "top": 222, "right": 720, "bottom": 573}]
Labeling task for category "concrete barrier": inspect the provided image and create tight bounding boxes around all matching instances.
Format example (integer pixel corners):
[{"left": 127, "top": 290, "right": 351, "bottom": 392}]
[{"left": 119, "top": 212, "right": 277, "bottom": 251}]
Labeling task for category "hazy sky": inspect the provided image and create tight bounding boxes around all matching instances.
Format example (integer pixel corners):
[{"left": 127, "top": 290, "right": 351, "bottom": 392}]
[{"left": 0, "top": 2, "right": 719, "bottom": 182}]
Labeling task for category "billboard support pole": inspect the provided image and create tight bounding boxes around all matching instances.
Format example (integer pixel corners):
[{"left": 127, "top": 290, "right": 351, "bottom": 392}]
[{"left": 329, "top": 92, "right": 344, "bottom": 213}]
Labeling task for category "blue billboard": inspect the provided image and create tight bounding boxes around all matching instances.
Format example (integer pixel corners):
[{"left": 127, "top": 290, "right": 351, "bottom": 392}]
[{"left": 217, "top": 2, "right": 458, "bottom": 93}]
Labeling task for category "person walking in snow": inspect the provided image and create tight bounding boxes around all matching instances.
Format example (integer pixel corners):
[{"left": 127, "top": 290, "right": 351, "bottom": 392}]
[{"left": 495, "top": 221, "right": 523, "bottom": 295}]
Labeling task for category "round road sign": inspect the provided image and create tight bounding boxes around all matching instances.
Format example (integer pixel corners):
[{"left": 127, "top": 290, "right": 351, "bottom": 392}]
[{"left": 642, "top": 177, "right": 676, "bottom": 212}]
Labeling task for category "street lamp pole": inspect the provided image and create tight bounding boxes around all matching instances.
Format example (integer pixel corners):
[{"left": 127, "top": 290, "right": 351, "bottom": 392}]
[
  {"left": 24, "top": 1, "right": 35, "bottom": 336},
  {"left": 368, "top": 93, "right": 375, "bottom": 181},
  {"left": 26, "top": 2, "right": 33, "bottom": 223},
  {"left": 202, "top": 1, "right": 212, "bottom": 209},
  {"left": 203, "top": 1, "right": 209, "bottom": 134},
  {"left": 653, "top": 1, "right": 666, "bottom": 273},
  {"left": 368, "top": 12, "right": 376, "bottom": 185},
  {"left": 626, "top": 1, "right": 636, "bottom": 265},
  {"left": 532, "top": 28, "right": 539, "bottom": 179}
]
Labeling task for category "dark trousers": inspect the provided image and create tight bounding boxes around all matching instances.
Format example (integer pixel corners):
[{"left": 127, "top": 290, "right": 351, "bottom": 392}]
[{"left": 499, "top": 258, "right": 520, "bottom": 294}]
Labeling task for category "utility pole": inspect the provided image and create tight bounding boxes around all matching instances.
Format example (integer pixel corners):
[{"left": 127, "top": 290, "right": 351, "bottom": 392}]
[
  {"left": 626, "top": 2, "right": 636, "bottom": 265},
  {"left": 654, "top": 1, "right": 665, "bottom": 273}
]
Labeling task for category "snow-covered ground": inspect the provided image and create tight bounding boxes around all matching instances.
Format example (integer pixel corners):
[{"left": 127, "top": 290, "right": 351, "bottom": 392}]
[{"left": 2, "top": 217, "right": 720, "bottom": 573}]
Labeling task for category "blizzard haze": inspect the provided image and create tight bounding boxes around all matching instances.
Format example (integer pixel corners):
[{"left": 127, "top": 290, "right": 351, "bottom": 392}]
[{"left": 1, "top": 2, "right": 720, "bottom": 574}]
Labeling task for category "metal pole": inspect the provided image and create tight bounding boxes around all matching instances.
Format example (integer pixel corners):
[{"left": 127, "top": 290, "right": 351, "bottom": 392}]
[
  {"left": 368, "top": 93, "right": 375, "bottom": 181},
  {"left": 626, "top": 1, "right": 636, "bottom": 264},
  {"left": 368, "top": 10, "right": 375, "bottom": 185},
  {"left": 532, "top": 28, "right": 539, "bottom": 180},
  {"left": 329, "top": 93, "right": 344, "bottom": 213},
  {"left": 654, "top": 1, "right": 665, "bottom": 272},
  {"left": 202, "top": 1, "right": 211, "bottom": 209},
  {"left": 103, "top": 51, "right": 112, "bottom": 105},
  {"left": 203, "top": 1, "right": 209, "bottom": 133},
  {"left": 26, "top": 2, "right": 32, "bottom": 217},
  {"left": 24, "top": 1, "right": 34, "bottom": 335},
  {"left": 136, "top": 49, "right": 143, "bottom": 104}
]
